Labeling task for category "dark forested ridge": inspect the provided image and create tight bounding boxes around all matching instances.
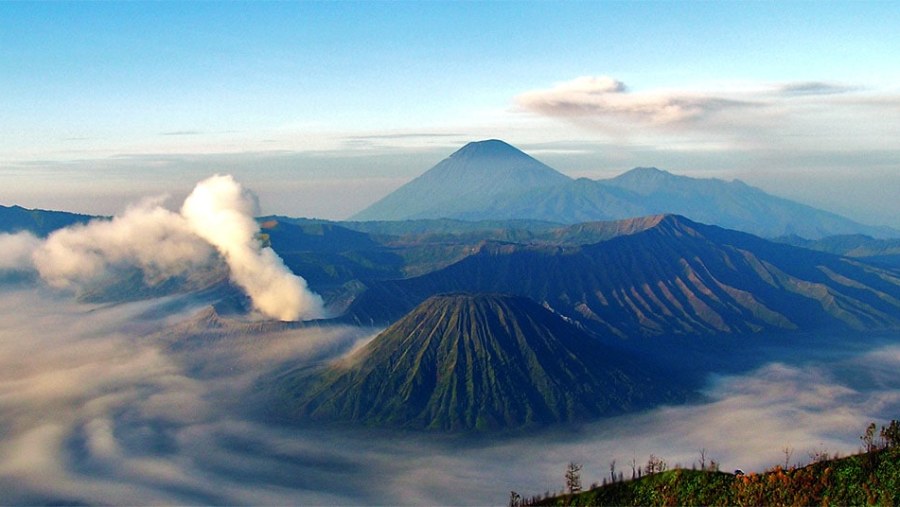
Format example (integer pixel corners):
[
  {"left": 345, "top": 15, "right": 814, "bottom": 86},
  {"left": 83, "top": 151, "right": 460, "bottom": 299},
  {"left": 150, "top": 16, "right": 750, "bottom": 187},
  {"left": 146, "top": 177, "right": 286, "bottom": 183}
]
[
  {"left": 343, "top": 214, "right": 900, "bottom": 338},
  {"left": 0, "top": 204, "right": 94, "bottom": 237},
  {"left": 7, "top": 203, "right": 900, "bottom": 341}
]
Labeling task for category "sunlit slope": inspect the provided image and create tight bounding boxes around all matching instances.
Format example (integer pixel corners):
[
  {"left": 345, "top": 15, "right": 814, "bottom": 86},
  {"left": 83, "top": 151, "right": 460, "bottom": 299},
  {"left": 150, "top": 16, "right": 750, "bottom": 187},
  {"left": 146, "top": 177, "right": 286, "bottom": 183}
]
[
  {"left": 278, "top": 293, "right": 687, "bottom": 431},
  {"left": 345, "top": 215, "right": 900, "bottom": 338}
]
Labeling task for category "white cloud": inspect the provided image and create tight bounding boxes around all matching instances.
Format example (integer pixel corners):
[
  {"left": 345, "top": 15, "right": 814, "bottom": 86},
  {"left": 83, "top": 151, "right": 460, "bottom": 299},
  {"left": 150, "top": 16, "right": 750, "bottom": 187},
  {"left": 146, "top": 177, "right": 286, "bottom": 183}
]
[
  {"left": 516, "top": 76, "right": 754, "bottom": 125},
  {"left": 777, "top": 81, "right": 859, "bottom": 96},
  {"left": 32, "top": 199, "right": 216, "bottom": 290},
  {"left": 514, "top": 75, "right": 900, "bottom": 142},
  {"left": 0, "top": 232, "right": 41, "bottom": 270}
]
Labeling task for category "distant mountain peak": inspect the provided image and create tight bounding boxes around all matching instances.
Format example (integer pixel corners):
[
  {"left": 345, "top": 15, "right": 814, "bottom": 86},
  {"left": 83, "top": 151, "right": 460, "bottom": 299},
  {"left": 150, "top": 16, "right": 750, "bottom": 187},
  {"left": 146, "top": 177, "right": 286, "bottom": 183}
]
[
  {"left": 623, "top": 166, "right": 670, "bottom": 176},
  {"left": 450, "top": 139, "right": 526, "bottom": 158},
  {"left": 610, "top": 167, "right": 679, "bottom": 187},
  {"left": 346, "top": 141, "right": 897, "bottom": 238},
  {"left": 351, "top": 140, "right": 571, "bottom": 221}
]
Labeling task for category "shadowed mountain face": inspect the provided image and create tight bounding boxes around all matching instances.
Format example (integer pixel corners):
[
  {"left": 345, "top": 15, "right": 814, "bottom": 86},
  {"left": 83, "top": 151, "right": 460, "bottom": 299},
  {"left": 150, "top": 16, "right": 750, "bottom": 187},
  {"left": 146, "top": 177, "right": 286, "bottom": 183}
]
[
  {"left": 274, "top": 293, "right": 688, "bottom": 431},
  {"left": 351, "top": 139, "right": 572, "bottom": 221},
  {"left": 343, "top": 215, "right": 900, "bottom": 338},
  {"left": 350, "top": 141, "right": 895, "bottom": 239}
]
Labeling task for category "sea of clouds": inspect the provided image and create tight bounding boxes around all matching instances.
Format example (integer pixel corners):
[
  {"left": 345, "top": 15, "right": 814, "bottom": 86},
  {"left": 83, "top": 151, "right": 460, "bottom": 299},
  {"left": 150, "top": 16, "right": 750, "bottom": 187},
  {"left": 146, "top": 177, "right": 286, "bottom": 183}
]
[{"left": 0, "top": 283, "right": 898, "bottom": 505}]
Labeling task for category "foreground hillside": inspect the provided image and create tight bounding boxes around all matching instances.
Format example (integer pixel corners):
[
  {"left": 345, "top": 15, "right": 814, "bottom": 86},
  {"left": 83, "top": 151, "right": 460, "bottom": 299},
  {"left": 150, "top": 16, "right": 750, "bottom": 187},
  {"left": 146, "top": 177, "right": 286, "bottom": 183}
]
[{"left": 529, "top": 446, "right": 900, "bottom": 506}]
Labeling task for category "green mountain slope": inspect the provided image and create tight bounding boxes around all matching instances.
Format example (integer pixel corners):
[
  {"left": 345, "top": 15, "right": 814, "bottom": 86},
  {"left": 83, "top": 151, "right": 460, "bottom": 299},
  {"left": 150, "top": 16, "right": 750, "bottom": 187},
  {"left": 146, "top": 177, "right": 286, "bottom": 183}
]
[{"left": 273, "top": 293, "right": 687, "bottom": 431}]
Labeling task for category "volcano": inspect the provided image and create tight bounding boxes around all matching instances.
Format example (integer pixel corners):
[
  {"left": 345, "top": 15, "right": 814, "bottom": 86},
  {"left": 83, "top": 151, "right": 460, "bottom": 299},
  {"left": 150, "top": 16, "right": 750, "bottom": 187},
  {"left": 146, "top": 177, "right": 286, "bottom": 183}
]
[
  {"left": 351, "top": 139, "right": 571, "bottom": 221},
  {"left": 274, "top": 293, "right": 686, "bottom": 431}
]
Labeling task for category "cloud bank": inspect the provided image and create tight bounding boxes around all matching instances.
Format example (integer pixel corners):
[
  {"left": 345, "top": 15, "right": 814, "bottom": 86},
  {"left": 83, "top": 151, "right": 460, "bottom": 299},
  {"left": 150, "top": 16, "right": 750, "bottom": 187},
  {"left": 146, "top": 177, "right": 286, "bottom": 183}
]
[{"left": 18, "top": 175, "right": 324, "bottom": 321}]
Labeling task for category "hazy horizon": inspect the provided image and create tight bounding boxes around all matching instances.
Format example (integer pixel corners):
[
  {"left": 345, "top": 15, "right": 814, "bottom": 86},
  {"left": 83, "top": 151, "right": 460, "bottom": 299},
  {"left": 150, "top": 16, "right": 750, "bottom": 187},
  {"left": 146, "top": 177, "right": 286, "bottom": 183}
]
[{"left": 1, "top": 2, "right": 899, "bottom": 227}]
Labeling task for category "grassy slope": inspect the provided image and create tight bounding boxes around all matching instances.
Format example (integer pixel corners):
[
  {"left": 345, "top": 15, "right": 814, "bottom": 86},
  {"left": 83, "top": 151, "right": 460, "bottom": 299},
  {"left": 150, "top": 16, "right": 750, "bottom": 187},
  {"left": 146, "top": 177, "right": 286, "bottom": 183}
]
[{"left": 534, "top": 447, "right": 900, "bottom": 506}]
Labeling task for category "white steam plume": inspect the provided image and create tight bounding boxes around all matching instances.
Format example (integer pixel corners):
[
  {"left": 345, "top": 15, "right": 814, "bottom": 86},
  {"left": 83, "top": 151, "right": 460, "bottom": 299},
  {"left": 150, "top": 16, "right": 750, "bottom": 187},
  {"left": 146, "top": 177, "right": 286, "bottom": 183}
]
[
  {"left": 181, "top": 174, "right": 324, "bottom": 321},
  {"left": 27, "top": 175, "right": 323, "bottom": 321}
]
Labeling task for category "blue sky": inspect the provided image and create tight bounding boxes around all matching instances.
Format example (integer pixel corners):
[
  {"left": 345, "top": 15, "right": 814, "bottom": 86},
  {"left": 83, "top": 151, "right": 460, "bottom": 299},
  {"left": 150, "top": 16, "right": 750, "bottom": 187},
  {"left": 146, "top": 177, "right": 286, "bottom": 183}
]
[{"left": 1, "top": 1, "right": 899, "bottom": 225}]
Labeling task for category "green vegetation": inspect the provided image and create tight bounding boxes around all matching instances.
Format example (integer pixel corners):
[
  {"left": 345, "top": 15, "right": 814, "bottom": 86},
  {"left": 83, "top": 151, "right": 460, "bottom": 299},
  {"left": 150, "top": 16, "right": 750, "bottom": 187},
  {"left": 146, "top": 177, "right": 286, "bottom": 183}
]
[
  {"left": 520, "top": 420, "right": 900, "bottom": 507},
  {"left": 272, "top": 293, "right": 688, "bottom": 431}
]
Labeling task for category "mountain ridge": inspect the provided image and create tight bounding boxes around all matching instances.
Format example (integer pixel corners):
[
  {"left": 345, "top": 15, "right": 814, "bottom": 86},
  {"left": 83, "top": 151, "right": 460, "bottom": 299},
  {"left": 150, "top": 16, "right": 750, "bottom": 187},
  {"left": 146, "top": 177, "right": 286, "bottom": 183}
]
[
  {"left": 0, "top": 204, "right": 95, "bottom": 237},
  {"left": 350, "top": 140, "right": 896, "bottom": 239},
  {"left": 341, "top": 214, "right": 900, "bottom": 338}
]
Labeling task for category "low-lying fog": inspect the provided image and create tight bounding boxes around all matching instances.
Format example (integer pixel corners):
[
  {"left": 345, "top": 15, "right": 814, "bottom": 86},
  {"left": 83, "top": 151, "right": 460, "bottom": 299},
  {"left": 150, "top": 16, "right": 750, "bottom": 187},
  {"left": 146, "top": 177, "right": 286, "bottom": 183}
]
[{"left": 1, "top": 285, "right": 898, "bottom": 505}]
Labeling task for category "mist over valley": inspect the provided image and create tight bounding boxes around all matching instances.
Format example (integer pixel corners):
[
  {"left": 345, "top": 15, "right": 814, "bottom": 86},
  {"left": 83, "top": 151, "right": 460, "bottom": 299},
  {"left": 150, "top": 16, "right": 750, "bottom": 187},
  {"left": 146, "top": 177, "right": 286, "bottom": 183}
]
[{"left": 0, "top": 285, "right": 897, "bottom": 504}]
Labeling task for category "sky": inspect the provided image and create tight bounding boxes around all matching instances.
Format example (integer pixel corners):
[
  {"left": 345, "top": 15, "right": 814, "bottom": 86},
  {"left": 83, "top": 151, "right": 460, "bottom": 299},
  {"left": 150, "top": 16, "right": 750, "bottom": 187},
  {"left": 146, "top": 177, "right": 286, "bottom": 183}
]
[{"left": 1, "top": 1, "right": 899, "bottom": 226}]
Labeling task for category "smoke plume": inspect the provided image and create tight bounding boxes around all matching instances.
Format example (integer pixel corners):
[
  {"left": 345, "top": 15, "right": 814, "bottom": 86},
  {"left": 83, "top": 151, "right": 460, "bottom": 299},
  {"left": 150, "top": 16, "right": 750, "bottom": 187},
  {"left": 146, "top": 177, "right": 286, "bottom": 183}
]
[
  {"left": 27, "top": 175, "right": 323, "bottom": 321},
  {"left": 180, "top": 174, "right": 324, "bottom": 321}
]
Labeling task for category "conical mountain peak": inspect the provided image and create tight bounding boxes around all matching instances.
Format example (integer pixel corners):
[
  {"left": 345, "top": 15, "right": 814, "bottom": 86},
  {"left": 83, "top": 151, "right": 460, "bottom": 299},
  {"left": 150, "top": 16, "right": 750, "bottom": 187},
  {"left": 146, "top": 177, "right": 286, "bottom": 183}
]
[
  {"left": 351, "top": 140, "right": 571, "bottom": 221},
  {"left": 275, "top": 292, "right": 686, "bottom": 431},
  {"left": 450, "top": 139, "right": 533, "bottom": 160}
]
